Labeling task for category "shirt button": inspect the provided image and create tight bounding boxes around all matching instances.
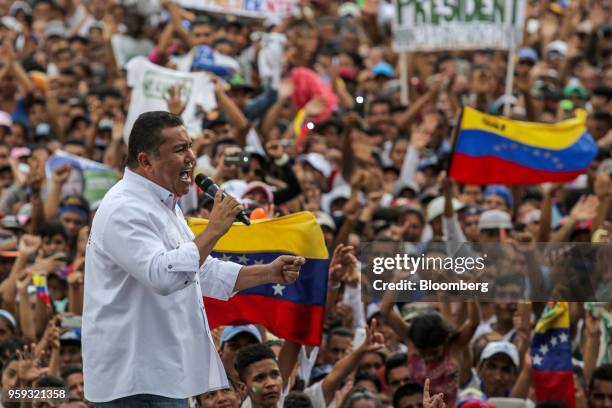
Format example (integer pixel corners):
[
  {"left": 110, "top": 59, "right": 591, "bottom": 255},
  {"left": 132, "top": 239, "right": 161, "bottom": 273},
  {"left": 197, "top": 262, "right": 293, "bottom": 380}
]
[
  {"left": 184, "top": 281, "right": 189, "bottom": 285},
  {"left": 168, "top": 265, "right": 173, "bottom": 270}
]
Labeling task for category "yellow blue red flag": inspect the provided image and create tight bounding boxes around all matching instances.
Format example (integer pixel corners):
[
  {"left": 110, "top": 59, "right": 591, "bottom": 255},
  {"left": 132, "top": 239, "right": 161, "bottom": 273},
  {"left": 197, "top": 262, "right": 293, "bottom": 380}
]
[
  {"left": 449, "top": 107, "right": 596, "bottom": 185},
  {"left": 189, "top": 212, "right": 329, "bottom": 346},
  {"left": 531, "top": 302, "right": 575, "bottom": 408}
]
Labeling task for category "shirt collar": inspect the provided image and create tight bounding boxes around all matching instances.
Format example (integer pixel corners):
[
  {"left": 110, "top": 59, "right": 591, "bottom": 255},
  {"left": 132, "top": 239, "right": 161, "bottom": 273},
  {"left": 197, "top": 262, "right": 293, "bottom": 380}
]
[{"left": 123, "top": 168, "right": 177, "bottom": 210}]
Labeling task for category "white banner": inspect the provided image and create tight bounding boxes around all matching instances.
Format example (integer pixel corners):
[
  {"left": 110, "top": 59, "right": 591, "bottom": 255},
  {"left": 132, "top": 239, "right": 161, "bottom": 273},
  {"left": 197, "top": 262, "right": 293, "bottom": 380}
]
[
  {"left": 174, "top": 0, "right": 299, "bottom": 18},
  {"left": 124, "top": 56, "right": 217, "bottom": 142},
  {"left": 392, "top": 0, "right": 525, "bottom": 52}
]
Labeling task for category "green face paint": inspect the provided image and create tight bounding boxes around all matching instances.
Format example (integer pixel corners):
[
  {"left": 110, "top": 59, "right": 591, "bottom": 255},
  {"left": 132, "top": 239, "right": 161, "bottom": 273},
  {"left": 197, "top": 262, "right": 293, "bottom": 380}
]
[{"left": 251, "top": 386, "right": 263, "bottom": 394}]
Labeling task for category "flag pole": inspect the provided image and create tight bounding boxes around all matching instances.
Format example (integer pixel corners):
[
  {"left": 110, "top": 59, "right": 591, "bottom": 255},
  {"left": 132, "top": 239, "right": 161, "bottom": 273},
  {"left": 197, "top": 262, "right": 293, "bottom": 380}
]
[
  {"left": 400, "top": 51, "right": 408, "bottom": 105},
  {"left": 503, "top": 43, "right": 517, "bottom": 117},
  {"left": 445, "top": 106, "right": 464, "bottom": 175}
]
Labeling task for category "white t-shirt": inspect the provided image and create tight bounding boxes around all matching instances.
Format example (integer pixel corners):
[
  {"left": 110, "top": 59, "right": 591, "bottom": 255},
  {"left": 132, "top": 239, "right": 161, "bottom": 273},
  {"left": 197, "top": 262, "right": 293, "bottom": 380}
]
[{"left": 124, "top": 56, "right": 217, "bottom": 142}]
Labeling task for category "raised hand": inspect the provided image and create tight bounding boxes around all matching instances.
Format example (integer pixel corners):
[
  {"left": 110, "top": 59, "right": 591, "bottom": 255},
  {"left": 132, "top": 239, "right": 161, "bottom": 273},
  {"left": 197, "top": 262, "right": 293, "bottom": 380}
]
[
  {"left": 18, "top": 234, "right": 42, "bottom": 257},
  {"left": 165, "top": 84, "right": 187, "bottom": 116},
  {"left": 268, "top": 255, "right": 305, "bottom": 284},
  {"left": 423, "top": 378, "right": 446, "bottom": 408}
]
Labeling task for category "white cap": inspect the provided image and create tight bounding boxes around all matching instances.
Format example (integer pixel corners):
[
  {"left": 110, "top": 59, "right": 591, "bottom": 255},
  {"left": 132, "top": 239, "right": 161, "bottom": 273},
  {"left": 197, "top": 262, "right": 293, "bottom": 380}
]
[
  {"left": 315, "top": 211, "right": 336, "bottom": 231},
  {"left": 426, "top": 196, "right": 464, "bottom": 222},
  {"left": 299, "top": 153, "right": 332, "bottom": 178},
  {"left": 545, "top": 40, "right": 568, "bottom": 56},
  {"left": 478, "top": 209, "right": 512, "bottom": 230},
  {"left": 480, "top": 341, "right": 519, "bottom": 367},
  {"left": 321, "top": 184, "right": 351, "bottom": 213},
  {"left": 220, "top": 179, "right": 247, "bottom": 199}
]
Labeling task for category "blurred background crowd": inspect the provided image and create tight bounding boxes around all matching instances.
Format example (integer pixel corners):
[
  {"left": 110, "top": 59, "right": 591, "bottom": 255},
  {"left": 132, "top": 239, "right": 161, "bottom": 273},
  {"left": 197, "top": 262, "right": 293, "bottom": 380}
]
[{"left": 0, "top": 0, "right": 610, "bottom": 407}]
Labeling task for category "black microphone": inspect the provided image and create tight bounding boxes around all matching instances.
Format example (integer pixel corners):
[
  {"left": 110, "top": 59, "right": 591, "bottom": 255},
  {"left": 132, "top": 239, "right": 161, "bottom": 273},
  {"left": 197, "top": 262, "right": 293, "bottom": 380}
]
[{"left": 195, "top": 174, "right": 251, "bottom": 226}]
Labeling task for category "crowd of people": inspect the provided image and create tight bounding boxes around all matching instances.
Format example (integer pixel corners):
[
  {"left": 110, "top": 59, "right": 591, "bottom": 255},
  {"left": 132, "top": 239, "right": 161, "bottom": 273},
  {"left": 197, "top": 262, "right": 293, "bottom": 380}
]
[{"left": 0, "top": 0, "right": 610, "bottom": 407}]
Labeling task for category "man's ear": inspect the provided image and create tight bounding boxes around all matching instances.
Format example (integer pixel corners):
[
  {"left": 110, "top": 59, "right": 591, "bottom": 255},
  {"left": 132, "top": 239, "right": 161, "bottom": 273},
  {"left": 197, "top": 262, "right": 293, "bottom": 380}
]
[
  {"left": 237, "top": 381, "right": 247, "bottom": 399},
  {"left": 137, "top": 152, "right": 152, "bottom": 170}
]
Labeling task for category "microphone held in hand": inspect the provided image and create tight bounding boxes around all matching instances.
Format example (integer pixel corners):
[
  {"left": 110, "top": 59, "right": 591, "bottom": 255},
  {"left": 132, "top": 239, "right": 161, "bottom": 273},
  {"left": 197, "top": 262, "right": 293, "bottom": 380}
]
[{"left": 194, "top": 174, "right": 251, "bottom": 226}]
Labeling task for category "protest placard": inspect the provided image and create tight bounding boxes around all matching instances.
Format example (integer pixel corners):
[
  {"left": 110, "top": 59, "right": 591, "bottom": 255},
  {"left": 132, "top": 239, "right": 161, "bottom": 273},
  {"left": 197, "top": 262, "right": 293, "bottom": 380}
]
[
  {"left": 174, "top": 0, "right": 298, "bottom": 18},
  {"left": 46, "top": 150, "right": 119, "bottom": 207},
  {"left": 393, "top": 0, "right": 526, "bottom": 52},
  {"left": 124, "top": 56, "right": 217, "bottom": 141}
]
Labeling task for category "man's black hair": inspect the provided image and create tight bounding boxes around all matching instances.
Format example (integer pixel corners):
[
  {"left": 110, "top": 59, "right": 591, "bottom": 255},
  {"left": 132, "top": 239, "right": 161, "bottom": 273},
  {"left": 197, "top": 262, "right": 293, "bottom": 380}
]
[
  {"left": 127, "top": 111, "right": 183, "bottom": 169},
  {"left": 59, "top": 68, "right": 77, "bottom": 77},
  {"left": 393, "top": 383, "right": 424, "bottom": 408},
  {"left": 407, "top": 311, "right": 454, "bottom": 349},
  {"left": 384, "top": 352, "right": 407, "bottom": 383},
  {"left": 192, "top": 15, "right": 213, "bottom": 28},
  {"left": 589, "top": 364, "right": 612, "bottom": 391},
  {"left": 60, "top": 364, "right": 83, "bottom": 380},
  {"left": 99, "top": 87, "right": 122, "bottom": 100},
  {"left": 235, "top": 343, "right": 276, "bottom": 382},
  {"left": 326, "top": 327, "right": 353, "bottom": 345},
  {"left": 283, "top": 392, "right": 313, "bottom": 408},
  {"left": 493, "top": 273, "right": 526, "bottom": 293},
  {"left": 38, "top": 221, "right": 68, "bottom": 242},
  {"left": 368, "top": 97, "right": 393, "bottom": 114},
  {"left": 535, "top": 401, "right": 571, "bottom": 408},
  {"left": 37, "top": 375, "right": 66, "bottom": 388},
  {"left": 355, "top": 370, "right": 382, "bottom": 392},
  {"left": 590, "top": 111, "right": 612, "bottom": 127},
  {"left": 211, "top": 137, "right": 240, "bottom": 159}
]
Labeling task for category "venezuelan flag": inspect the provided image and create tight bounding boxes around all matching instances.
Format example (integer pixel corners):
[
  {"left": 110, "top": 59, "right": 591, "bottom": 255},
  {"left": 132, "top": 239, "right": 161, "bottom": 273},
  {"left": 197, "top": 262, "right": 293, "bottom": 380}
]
[
  {"left": 189, "top": 212, "right": 329, "bottom": 346},
  {"left": 449, "top": 107, "right": 597, "bottom": 185},
  {"left": 32, "top": 274, "right": 51, "bottom": 306},
  {"left": 531, "top": 302, "right": 575, "bottom": 408}
]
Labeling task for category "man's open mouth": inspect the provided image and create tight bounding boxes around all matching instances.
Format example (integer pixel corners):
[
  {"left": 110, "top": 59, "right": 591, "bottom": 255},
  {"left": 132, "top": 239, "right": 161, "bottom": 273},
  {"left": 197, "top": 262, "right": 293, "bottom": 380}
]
[{"left": 179, "top": 168, "right": 193, "bottom": 182}]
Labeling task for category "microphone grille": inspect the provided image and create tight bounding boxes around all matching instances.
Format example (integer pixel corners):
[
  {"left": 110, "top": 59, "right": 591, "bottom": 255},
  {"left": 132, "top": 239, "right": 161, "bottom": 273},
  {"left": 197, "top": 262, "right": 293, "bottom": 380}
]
[{"left": 195, "top": 174, "right": 213, "bottom": 190}]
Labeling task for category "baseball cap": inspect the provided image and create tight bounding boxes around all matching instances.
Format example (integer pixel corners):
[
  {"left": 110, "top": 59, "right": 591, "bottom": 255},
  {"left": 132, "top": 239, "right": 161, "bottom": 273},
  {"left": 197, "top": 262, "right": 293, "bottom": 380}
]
[
  {"left": 518, "top": 47, "right": 538, "bottom": 63},
  {"left": 394, "top": 180, "right": 420, "bottom": 197},
  {"left": 242, "top": 181, "right": 273, "bottom": 204},
  {"left": 44, "top": 20, "right": 67, "bottom": 38},
  {"left": 426, "top": 196, "right": 465, "bottom": 222},
  {"left": 457, "top": 388, "right": 491, "bottom": 408},
  {"left": 10, "top": 147, "right": 31, "bottom": 160},
  {"left": 59, "top": 195, "right": 90, "bottom": 222},
  {"left": 0, "top": 111, "right": 13, "bottom": 129},
  {"left": 219, "top": 179, "right": 247, "bottom": 199},
  {"left": 478, "top": 210, "right": 512, "bottom": 230},
  {"left": 60, "top": 328, "right": 81, "bottom": 346},
  {"left": 338, "top": 2, "right": 361, "bottom": 18},
  {"left": 316, "top": 211, "right": 336, "bottom": 232},
  {"left": 0, "top": 215, "right": 24, "bottom": 231},
  {"left": 0, "top": 309, "right": 16, "bottom": 330},
  {"left": 564, "top": 81, "right": 588, "bottom": 99},
  {"left": 372, "top": 62, "right": 394, "bottom": 79},
  {"left": 35, "top": 123, "right": 53, "bottom": 140},
  {"left": 219, "top": 325, "right": 262, "bottom": 347},
  {"left": 298, "top": 153, "right": 332, "bottom": 178},
  {"left": 480, "top": 341, "right": 519, "bottom": 367},
  {"left": 483, "top": 185, "right": 513, "bottom": 208},
  {"left": 545, "top": 40, "right": 568, "bottom": 57}
]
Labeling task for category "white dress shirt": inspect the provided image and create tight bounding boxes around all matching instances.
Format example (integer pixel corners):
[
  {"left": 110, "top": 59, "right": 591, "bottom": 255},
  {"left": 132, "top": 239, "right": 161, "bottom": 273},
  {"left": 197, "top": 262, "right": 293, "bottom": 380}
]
[{"left": 83, "top": 168, "right": 242, "bottom": 402}]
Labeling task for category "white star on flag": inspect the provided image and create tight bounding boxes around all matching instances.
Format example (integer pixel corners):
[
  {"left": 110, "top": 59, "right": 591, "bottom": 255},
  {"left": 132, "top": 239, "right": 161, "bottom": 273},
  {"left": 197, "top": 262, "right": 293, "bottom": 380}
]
[
  {"left": 272, "top": 284, "right": 285, "bottom": 296},
  {"left": 550, "top": 337, "right": 558, "bottom": 346},
  {"left": 539, "top": 344, "right": 549, "bottom": 354},
  {"left": 237, "top": 254, "right": 249, "bottom": 264},
  {"left": 220, "top": 254, "right": 232, "bottom": 262},
  {"left": 533, "top": 354, "right": 543, "bottom": 366},
  {"left": 254, "top": 259, "right": 264, "bottom": 265},
  {"left": 559, "top": 333, "right": 568, "bottom": 343}
]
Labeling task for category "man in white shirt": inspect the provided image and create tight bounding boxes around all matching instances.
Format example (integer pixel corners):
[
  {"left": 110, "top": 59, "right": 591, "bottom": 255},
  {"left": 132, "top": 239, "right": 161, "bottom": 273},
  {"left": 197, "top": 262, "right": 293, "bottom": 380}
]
[{"left": 83, "top": 111, "right": 305, "bottom": 407}]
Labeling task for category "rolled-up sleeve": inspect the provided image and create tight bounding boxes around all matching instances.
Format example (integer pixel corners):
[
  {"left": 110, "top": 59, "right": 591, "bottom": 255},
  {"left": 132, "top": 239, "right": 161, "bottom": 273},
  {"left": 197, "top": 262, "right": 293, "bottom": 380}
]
[
  {"left": 102, "top": 208, "right": 197, "bottom": 296},
  {"left": 198, "top": 256, "right": 242, "bottom": 300}
]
